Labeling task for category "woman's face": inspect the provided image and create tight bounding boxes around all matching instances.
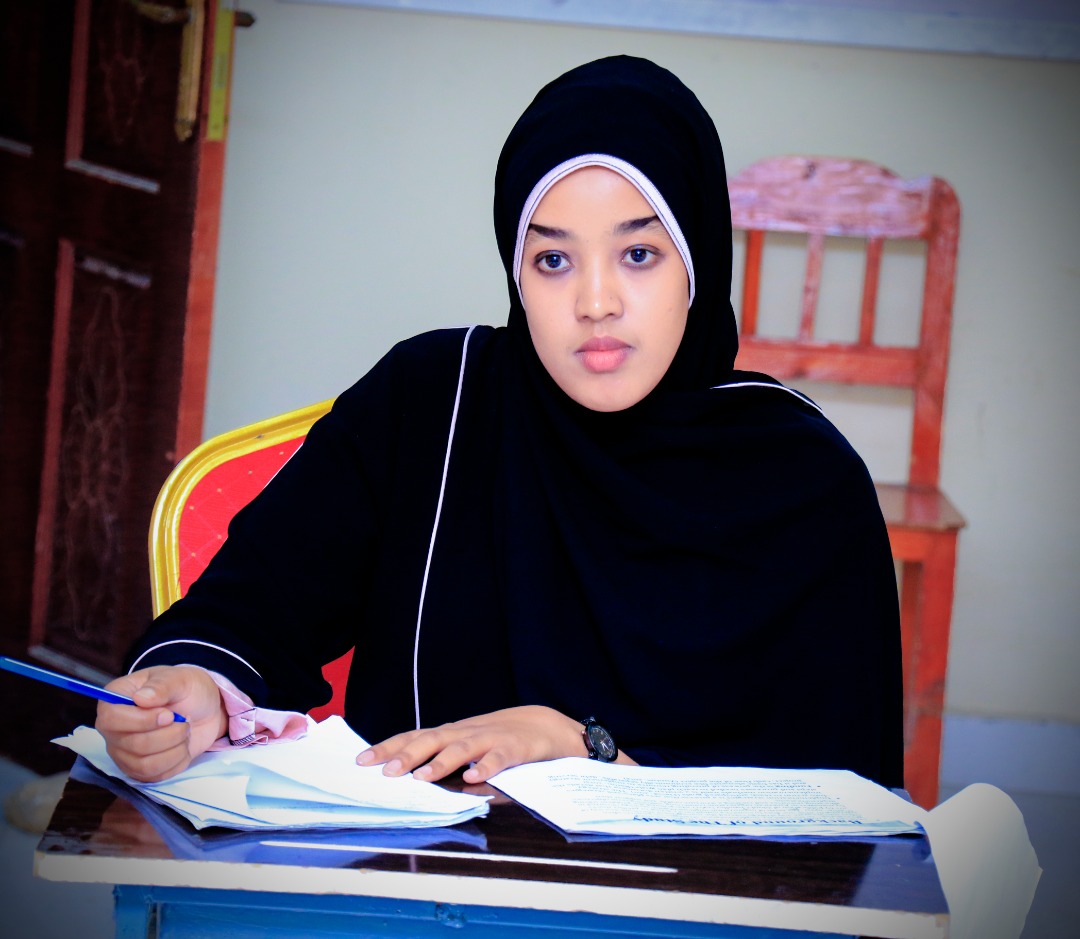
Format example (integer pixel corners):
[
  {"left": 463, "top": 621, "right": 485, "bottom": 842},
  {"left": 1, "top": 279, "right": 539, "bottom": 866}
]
[{"left": 519, "top": 167, "right": 690, "bottom": 412}]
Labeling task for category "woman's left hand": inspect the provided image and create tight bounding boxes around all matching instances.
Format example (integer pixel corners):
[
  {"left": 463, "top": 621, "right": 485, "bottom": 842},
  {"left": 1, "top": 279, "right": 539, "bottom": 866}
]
[{"left": 355, "top": 705, "right": 625, "bottom": 783}]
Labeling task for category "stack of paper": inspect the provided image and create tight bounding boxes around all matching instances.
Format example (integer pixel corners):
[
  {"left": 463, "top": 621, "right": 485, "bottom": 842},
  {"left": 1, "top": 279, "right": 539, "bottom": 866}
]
[
  {"left": 55, "top": 716, "right": 490, "bottom": 831},
  {"left": 70, "top": 757, "right": 489, "bottom": 865},
  {"left": 488, "top": 759, "right": 927, "bottom": 837}
]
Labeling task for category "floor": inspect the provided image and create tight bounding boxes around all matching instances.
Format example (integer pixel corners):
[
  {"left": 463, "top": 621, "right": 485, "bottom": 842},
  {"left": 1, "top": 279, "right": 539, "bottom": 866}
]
[
  {"left": 0, "top": 759, "right": 1075, "bottom": 938},
  {"left": 0, "top": 759, "right": 113, "bottom": 939}
]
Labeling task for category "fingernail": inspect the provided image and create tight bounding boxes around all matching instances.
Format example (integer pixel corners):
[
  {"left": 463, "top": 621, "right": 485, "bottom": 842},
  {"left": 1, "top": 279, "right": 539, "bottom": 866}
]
[
  {"left": 462, "top": 767, "right": 479, "bottom": 783},
  {"left": 156, "top": 711, "right": 173, "bottom": 727},
  {"left": 413, "top": 765, "right": 431, "bottom": 781},
  {"left": 134, "top": 688, "right": 155, "bottom": 702},
  {"left": 383, "top": 759, "right": 402, "bottom": 776},
  {"left": 356, "top": 750, "right": 374, "bottom": 765}
]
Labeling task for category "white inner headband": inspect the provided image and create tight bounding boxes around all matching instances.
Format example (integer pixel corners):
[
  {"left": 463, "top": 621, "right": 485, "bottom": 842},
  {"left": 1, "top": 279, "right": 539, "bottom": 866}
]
[{"left": 513, "top": 154, "right": 695, "bottom": 306}]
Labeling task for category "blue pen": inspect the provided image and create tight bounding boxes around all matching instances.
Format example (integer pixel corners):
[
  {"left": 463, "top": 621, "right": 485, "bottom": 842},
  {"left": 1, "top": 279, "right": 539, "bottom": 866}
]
[{"left": 0, "top": 655, "right": 187, "bottom": 722}]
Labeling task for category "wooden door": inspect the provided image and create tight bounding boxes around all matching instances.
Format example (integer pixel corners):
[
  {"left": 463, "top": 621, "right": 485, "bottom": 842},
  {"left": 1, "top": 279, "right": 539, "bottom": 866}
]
[{"left": 0, "top": 0, "right": 236, "bottom": 770}]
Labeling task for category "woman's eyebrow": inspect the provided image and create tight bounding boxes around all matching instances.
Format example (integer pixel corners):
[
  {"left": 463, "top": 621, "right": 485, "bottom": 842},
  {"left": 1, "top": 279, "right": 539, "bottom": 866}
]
[
  {"left": 615, "top": 215, "right": 661, "bottom": 235},
  {"left": 526, "top": 222, "right": 570, "bottom": 240},
  {"left": 527, "top": 216, "right": 661, "bottom": 241}
]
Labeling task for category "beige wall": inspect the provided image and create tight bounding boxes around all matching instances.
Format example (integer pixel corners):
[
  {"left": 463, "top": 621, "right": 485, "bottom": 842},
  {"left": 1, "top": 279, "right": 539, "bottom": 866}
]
[{"left": 205, "top": 1, "right": 1080, "bottom": 724}]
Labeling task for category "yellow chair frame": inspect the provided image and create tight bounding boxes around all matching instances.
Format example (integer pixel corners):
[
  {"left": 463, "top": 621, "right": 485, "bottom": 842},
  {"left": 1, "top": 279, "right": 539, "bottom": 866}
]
[{"left": 149, "top": 400, "right": 333, "bottom": 617}]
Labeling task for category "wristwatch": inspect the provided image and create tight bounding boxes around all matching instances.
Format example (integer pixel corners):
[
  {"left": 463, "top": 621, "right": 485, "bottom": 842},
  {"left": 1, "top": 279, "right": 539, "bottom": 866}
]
[{"left": 580, "top": 716, "right": 618, "bottom": 762}]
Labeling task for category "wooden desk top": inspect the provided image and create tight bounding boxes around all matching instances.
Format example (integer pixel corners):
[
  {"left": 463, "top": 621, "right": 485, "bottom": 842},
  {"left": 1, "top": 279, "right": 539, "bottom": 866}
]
[{"left": 36, "top": 762, "right": 948, "bottom": 939}]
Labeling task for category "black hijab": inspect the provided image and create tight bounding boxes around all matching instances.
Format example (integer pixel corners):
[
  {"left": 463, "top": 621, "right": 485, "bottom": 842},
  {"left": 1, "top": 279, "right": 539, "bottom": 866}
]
[
  {"left": 490, "top": 56, "right": 903, "bottom": 784},
  {"left": 495, "top": 55, "right": 736, "bottom": 391}
]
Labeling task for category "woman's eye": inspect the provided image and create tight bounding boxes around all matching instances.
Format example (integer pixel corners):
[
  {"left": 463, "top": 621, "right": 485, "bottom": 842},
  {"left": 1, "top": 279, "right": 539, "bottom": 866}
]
[
  {"left": 537, "top": 253, "right": 568, "bottom": 272},
  {"left": 625, "top": 247, "right": 654, "bottom": 265}
]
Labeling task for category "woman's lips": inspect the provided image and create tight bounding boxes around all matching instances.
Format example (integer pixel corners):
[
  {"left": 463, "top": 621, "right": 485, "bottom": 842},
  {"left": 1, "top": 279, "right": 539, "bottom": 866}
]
[{"left": 577, "top": 336, "right": 630, "bottom": 373}]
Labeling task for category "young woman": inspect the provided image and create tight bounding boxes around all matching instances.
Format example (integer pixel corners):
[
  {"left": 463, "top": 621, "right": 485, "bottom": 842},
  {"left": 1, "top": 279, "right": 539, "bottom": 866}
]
[{"left": 96, "top": 56, "right": 903, "bottom": 790}]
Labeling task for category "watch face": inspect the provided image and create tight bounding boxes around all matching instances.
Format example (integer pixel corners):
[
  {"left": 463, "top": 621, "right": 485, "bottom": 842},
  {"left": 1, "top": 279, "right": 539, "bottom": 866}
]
[{"left": 585, "top": 723, "right": 618, "bottom": 762}]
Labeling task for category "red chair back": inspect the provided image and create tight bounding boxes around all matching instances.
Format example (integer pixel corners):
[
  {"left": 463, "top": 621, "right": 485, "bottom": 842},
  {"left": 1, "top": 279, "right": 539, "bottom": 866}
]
[
  {"left": 730, "top": 155, "right": 960, "bottom": 486},
  {"left": 149, "top": 400, "right": 351, "bottom": 721}
]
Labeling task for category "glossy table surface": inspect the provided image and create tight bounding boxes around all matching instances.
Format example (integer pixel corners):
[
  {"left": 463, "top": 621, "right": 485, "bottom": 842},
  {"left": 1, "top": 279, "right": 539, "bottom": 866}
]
[{"left": 35, "top": 760, "right": 948, "bottom": 938}]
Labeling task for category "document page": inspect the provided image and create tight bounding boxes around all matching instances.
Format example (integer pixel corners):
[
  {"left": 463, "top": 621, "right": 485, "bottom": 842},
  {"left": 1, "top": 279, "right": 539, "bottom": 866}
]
[
  {"left": 54, "top": 716, "right": 490, "bottom": 831},
  {"left": 489, "top": 758, "right": 926, "bottom": 837},
  {"left": 919, "top": 783, "right": 1040, "bottom": 939}
]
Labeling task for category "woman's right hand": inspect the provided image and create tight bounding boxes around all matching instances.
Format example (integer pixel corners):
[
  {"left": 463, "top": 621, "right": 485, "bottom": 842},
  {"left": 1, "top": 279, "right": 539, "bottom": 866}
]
[{"left": 95, "top": 665, "right": 228, "bottom": 782}]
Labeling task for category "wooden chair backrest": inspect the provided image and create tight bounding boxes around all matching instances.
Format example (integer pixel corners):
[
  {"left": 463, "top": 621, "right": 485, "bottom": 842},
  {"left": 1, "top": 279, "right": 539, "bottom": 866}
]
[{"left": 729, "top": 156, "right": 960, "bottom": 487}]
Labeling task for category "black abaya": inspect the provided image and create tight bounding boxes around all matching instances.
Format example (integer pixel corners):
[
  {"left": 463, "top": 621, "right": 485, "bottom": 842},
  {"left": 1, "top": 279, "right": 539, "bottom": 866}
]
[{"left": 130, "top": 57, "right": 903, "bottom": 787}]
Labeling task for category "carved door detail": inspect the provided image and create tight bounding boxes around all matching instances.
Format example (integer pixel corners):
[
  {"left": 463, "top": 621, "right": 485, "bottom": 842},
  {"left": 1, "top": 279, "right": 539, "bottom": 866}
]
[{"left": 0, "top": 0, "right": 234, "bottom": 767}]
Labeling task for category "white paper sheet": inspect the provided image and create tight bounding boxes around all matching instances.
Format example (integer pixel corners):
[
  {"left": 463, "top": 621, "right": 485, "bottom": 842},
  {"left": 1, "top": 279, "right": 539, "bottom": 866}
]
[
  {"left": 489, "top": 758, "right": 927, "bottom": 836},
  {"left": 490, "top": 760, "right": 1041, "bottom": 936},
  {"left": 54, "top": 716, "right": 490, "bottom": 831},
  {"left": 919, "top": 783, "right": 1041, "bottom": 939}
]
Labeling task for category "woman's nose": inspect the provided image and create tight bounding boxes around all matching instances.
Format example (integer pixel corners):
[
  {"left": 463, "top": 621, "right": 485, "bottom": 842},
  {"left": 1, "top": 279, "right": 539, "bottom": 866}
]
[{"left": 576, "top": 262, "right": 623, "bottom": 321}]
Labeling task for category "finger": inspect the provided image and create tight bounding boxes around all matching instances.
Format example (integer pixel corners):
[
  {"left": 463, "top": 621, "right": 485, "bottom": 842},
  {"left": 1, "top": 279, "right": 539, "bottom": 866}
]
[
  {"left": 111, "top": 723, "right": 189, "bottom": 760},
  {"left": 117, "top": 665, "right": 205, "bottom": 707},
  {"left": 104, "top": 668, "right": 170, "bottom": 699},
  {"left": 411, "top": 737, "right": 488, "bottom": 782},
  {"left": 389, "top": 729, "right": 483, "bottom": 778},
  {"left": 97, "top": 697, "right": 181, "bottom": 734},
  {"left": 128, "top": 675, "right": 186, "bottom": 713},
  {"left": 460, "top": 747, "right": 517, "bottom": 784},
  {"left": 355, "top": 729, "right": 421, "bottom": 766},
  {"left": 358, "top": 726, "right": 459, "bottom": 774},
  {"left": 98, "top": 676, "right": 182, "bottom": 728},
  {"left": 381, "top": 735, "right": 448, "bottom": 776},
  {"left": 115, "top": 739, "right": 193, "bottom": 783}
]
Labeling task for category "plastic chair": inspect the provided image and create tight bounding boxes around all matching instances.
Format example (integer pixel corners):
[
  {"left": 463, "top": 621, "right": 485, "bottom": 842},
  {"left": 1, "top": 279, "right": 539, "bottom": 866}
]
[
  {"left": 148, "top": 399, "right": 351, "bottom": 722},
  {"left": 729, "top": 156, "right": 964, "bottom": 808}
]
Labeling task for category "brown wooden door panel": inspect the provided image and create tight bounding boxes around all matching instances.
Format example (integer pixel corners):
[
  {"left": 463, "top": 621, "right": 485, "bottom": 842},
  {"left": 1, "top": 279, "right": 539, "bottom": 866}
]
[
  {"left": 33, "top": 241, "right": 183, "bottom": 675},
  {"left": 1, "top": 0, "right": 230, "bottom": 768},
  {"left": 0, "top": 3, "right": 67, "bottom": 663},
  {"left": 75, "top": 2, "right": 183, "bottom": 182}
]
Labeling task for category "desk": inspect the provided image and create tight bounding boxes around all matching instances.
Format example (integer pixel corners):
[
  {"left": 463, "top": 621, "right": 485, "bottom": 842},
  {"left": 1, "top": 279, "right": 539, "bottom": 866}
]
[{"left": 35, "top": 764, "right": 948, "bottom": 939}]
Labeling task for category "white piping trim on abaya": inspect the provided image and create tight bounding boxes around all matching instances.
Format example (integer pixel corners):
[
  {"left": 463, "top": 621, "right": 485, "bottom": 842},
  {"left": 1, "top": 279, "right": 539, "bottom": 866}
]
[
  {"left": 412, "top": 324, "right": 477, "bottom": 729},
  {"left": 712, "top": 381, "right": 826, "bottom": 416}
]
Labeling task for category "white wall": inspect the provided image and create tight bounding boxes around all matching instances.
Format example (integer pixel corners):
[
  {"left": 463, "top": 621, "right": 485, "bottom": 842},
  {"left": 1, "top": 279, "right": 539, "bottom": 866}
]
[{"left": 206, "top": 0, "right": 1080, "bottom": 726}]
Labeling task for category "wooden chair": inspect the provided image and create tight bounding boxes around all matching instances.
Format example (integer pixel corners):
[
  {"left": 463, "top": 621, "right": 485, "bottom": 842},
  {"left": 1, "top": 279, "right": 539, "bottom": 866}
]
[
  {"left": 729, "top": 156, "right": 964, "bottom": 807},
  {"left": 148, "top": 399, "right": 352, "bottom": 722}
]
